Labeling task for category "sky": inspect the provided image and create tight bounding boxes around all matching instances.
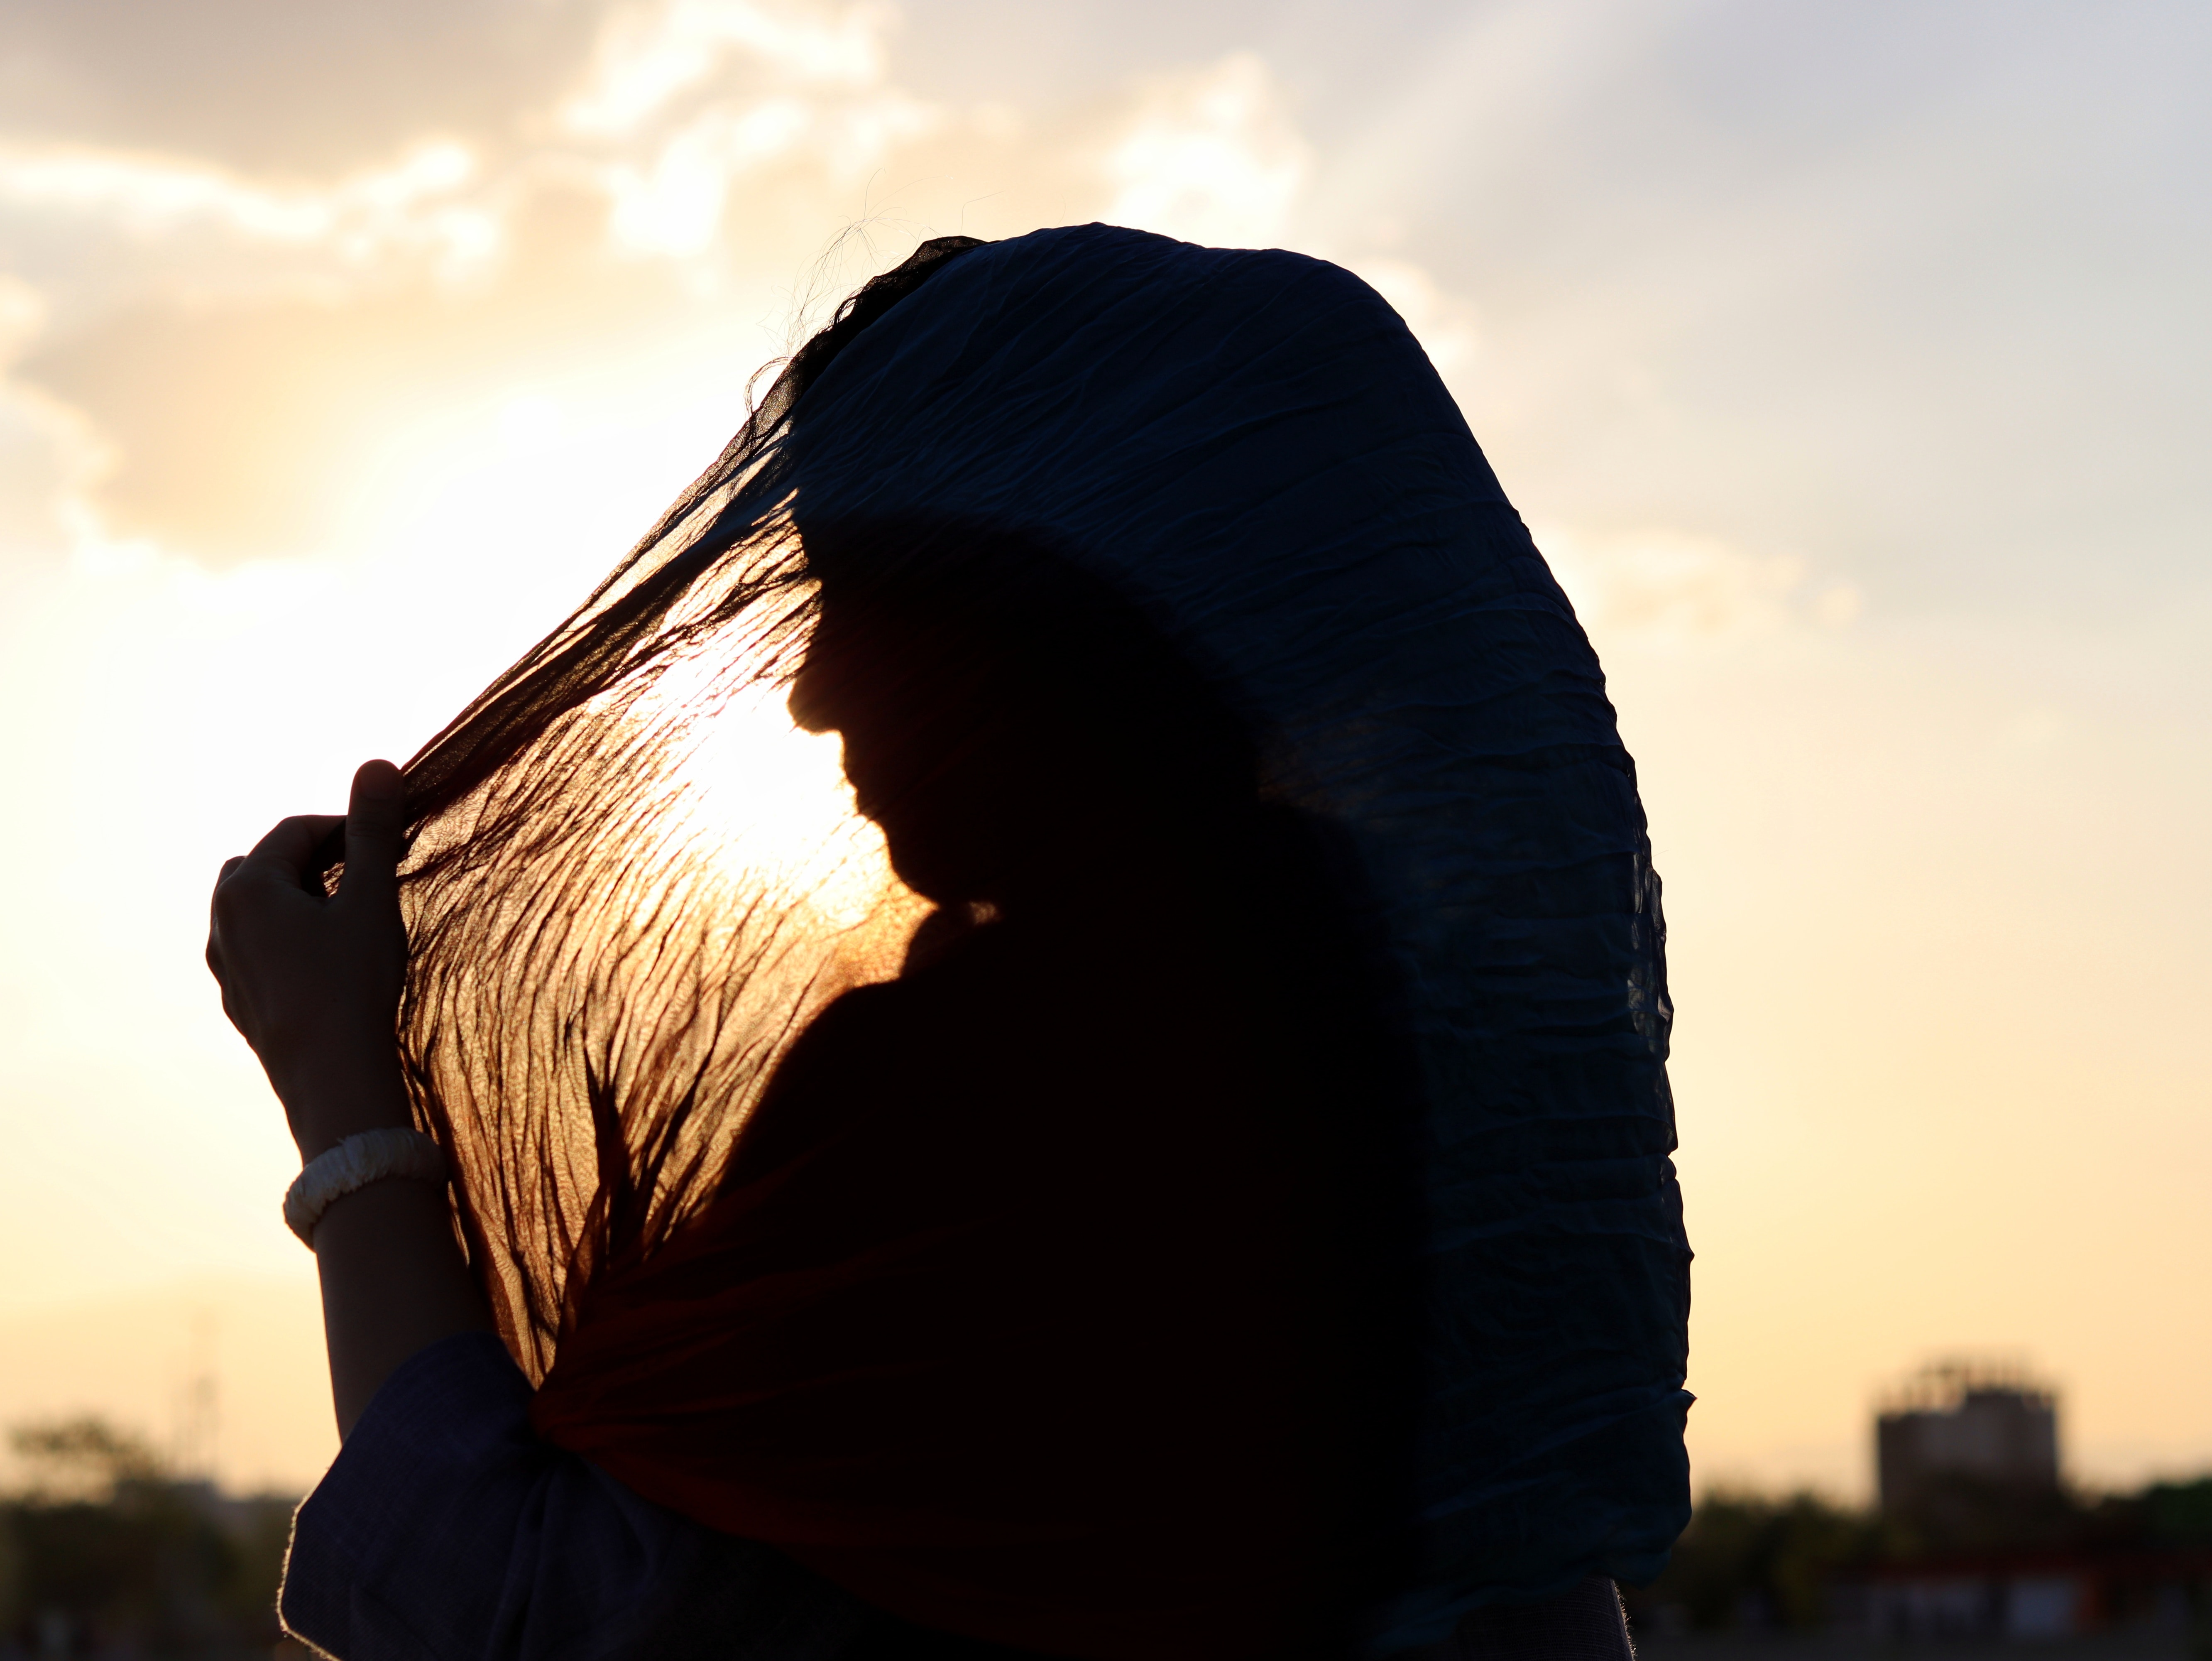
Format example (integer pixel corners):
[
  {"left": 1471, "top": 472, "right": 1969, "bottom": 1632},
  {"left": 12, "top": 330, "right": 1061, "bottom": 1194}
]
[{"left": 0, "top": 0, "right": 2206, "bottom": 1500}]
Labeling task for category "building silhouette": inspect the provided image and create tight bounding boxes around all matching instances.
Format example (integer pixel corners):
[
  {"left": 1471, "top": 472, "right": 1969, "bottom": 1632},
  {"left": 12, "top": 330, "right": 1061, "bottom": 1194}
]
[{"left": 1876, "top": 1358, "right": 2059, "bottom": 1517}]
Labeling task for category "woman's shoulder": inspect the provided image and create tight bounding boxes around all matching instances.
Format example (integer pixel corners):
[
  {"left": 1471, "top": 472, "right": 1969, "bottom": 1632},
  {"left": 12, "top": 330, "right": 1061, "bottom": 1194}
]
[
  {"left": 726, "top": 919, "right": 1022, "bottom": 1174},
  {"left": 791, "top": 914, "right": 1018, "bottom": 1060}
]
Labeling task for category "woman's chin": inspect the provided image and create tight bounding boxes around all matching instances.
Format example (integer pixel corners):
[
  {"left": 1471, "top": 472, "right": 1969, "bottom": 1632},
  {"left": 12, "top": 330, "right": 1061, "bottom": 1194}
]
[{"left": 882, "top": 838, "right": 987, "bottom": 909}]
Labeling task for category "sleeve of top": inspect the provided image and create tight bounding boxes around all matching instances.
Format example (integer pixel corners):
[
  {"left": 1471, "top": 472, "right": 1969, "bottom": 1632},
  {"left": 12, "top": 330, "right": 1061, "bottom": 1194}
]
[
  {"left": 278, "top": 1330, "right": 878, "bottom": 1661},
  {"left": 1448, "top": 1578, "right": 1635, "bottom": 1661}
]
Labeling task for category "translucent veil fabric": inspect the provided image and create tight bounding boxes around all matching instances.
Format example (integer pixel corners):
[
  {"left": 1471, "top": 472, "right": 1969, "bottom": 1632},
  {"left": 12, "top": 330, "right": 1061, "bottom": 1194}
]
[{"left": 386, "top": 224, "right": 1691, "bottom": 1656}]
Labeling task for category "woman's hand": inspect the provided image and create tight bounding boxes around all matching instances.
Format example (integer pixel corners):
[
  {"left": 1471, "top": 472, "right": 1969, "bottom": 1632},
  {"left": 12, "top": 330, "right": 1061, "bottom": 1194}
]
[
  {"left": 207, "top": 759, "right": 412, "bottom": 1161},
  {"left": 209, "top": 759, "right": 491, "bottom": 1433}
]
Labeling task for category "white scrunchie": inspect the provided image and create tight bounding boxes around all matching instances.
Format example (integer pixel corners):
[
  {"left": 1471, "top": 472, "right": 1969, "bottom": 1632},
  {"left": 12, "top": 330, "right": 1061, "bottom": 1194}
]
[{"left": 283, "top": 1127, "right": 450, "bottom": 1246}]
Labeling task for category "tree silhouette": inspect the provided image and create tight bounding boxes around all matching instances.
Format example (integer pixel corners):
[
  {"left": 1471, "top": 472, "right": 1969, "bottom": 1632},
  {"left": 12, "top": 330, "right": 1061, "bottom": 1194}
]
[{"left": 2, "top": 1415, "right": 296, "bottom": 1658}]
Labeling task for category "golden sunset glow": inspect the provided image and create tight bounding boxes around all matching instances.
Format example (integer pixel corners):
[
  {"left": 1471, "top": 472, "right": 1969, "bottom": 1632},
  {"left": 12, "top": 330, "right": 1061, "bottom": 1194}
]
[{"left": 0, "top": 1, "right": 2205, "bottom": 1503}]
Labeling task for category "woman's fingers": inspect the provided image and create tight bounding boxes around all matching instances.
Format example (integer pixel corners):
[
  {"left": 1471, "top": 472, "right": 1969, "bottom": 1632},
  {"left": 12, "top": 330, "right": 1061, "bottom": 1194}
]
[
  {"left": 338, "top": 760, "right": 406, "bottom": 909},
  {"left": 242, "top": 813, "right": 346, "bottom": 881},
  {"left": 204, "top": 767, "right": 413, "bottom": 1133}
]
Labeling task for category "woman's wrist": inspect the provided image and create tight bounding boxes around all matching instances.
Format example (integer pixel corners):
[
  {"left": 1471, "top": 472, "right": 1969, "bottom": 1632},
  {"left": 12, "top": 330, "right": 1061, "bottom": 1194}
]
[{"left": 277, "top": 1052, "right": 415, "bottom": 1161}]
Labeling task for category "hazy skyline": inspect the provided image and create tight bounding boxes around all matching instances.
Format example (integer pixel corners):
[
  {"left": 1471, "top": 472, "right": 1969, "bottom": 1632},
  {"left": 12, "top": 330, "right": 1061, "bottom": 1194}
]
[{"left": 0, "top": 0, "right": 2206, "bottom": 1498}]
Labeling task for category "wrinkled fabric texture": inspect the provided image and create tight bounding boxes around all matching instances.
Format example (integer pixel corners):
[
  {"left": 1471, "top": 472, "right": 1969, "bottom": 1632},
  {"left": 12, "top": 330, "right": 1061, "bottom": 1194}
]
[
  {"left": 780, "top": 225, "right": 1692, "bottom": 1648},
  {"left": 509, "top": 224, "right": 1689, "bottom": 1653}
]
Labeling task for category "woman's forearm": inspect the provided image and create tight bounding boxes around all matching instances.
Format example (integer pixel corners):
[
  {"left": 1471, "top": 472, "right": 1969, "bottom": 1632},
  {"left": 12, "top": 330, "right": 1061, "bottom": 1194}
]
[{"left": 314, "top": 1167, "right": 492, "bottom": 1436}]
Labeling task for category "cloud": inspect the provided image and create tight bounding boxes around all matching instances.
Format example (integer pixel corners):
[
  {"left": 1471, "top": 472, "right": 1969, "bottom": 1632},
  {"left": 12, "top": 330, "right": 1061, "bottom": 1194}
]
[
  {"left": 1103, "top": 53, "right": 1308, "bottom": 250},
  {"left": 0, "top": 0, "right": 603, "bottom": 176},
  {"left": 0, "top": 0, "right": 947, "bottom": 563},
  {"left": 563, "top": 0, "right": 893, "bottom": 136},
  {"left": 0, "top": 12, "right": 1364, "bottom": 566},
  {"left": 604, "top": 98, "right": 818, "bottom": 255},
  {"left": 564, "top": 0, "right": 940, "bottom": 256},
  {"left": 1537, "top": 522, "right": 1862, "bottom": 648},
  {"left": 0, "top": 139, "right": 497, "bottom": 280},
  {"left": 0, "top": 274, "right": 95, "bottom": 568},
  {"left": 0, "top": 0, "right": 947, "bottom": 318}
]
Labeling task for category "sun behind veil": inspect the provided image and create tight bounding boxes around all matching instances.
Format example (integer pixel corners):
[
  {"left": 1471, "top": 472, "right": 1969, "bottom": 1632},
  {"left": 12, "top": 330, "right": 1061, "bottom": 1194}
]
[{"left": 382, "top": 241, "right": 976, "bottom": 1380}]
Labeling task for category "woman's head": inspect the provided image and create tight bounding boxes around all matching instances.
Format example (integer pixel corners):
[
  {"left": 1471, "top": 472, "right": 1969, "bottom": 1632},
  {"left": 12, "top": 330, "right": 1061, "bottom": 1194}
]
[{"left": 789, "top": 517, "right": 1258, "bottom": 909}]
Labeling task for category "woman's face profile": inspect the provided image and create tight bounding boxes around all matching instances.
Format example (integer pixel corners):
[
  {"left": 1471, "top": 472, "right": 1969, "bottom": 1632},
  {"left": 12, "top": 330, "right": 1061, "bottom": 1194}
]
[
  {"left": 789, "top": 593, "right": 1043, "bottom": 908},
  {"left": 786, "top": 525, "right": 1253, "bottom": 914}
]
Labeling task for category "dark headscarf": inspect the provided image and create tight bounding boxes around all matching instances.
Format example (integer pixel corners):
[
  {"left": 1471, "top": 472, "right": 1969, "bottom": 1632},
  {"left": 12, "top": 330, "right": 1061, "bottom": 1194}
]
[{"left": 389, "top": 225, "right": 1690, "bottom": 1657}]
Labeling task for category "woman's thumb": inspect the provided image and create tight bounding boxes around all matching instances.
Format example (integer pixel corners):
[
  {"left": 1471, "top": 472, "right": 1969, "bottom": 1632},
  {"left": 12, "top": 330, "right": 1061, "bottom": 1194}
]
[{"left": 340, "top": 759, "right": 407, "bottom": 903}]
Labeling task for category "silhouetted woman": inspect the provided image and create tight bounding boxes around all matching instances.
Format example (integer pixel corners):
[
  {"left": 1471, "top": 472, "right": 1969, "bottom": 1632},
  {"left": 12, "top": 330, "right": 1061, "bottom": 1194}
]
[{"left": 207, "top": 226, "right": 1690, "bottom": 1660}]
